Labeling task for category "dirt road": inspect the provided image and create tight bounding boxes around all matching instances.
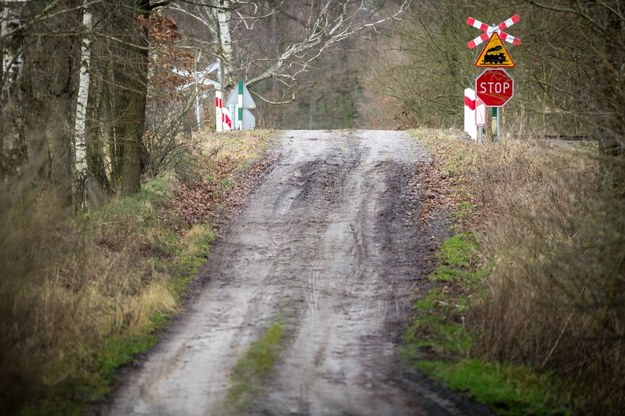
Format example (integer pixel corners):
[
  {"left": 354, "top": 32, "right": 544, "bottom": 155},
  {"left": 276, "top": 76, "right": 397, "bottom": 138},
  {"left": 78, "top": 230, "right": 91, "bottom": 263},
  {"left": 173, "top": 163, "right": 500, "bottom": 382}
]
[{"left": 104, "top": 130, "right": 489, "bottom": 416}]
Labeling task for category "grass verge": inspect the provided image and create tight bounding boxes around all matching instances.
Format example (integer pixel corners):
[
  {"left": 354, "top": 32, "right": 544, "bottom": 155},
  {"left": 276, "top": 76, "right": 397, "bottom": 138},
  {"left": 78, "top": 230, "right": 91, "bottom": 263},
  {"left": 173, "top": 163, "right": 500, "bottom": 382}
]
[
  {"left": 0, "top": 129, "right": 276, "bottom": 415},
  {"left": 405, "top": 129, "right": 580, "bottom": 415}
]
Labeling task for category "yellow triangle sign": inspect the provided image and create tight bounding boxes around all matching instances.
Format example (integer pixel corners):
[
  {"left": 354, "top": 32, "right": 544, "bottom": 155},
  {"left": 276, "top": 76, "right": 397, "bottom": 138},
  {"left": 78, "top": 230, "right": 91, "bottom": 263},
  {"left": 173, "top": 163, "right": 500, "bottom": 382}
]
[{"left": 475, "top": 32, "right": 515, "bottom": 68}]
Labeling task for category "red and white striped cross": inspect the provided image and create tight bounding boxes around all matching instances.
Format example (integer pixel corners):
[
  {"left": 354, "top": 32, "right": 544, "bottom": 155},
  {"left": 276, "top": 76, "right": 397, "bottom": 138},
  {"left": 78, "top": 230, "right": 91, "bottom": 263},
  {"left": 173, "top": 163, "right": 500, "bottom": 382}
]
[{"left": 466, "top": 15, "right": 521, "bottom": 50}]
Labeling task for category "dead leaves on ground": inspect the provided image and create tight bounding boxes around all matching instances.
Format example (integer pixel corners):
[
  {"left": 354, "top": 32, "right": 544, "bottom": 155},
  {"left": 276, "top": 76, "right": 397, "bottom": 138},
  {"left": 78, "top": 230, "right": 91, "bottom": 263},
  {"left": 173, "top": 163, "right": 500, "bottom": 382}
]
[
  {"left": 411, "top": 155, "right": 482, "bottom": 231},
  {"left": 168, "top": 153, "right": 277, "bottom": 230},
  {"left": 411, "top": 158, "right": 454, "bottom": 226}
]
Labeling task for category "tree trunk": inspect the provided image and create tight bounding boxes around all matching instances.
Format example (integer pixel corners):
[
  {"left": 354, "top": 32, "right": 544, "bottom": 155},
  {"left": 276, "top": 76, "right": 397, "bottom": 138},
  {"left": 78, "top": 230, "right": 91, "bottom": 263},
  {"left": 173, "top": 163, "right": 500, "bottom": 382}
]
[
  {"left": 118, "top": 0, "right": 150, "bottom": 196},
  {"left": 73, "top": 2, "right": 92, "bottom": 210},
  {"left": 0, "top": 2, "right": 26, "bottom": 178},
  {"left": 215, "top": 0, "right": 235, "bottom": 90}
]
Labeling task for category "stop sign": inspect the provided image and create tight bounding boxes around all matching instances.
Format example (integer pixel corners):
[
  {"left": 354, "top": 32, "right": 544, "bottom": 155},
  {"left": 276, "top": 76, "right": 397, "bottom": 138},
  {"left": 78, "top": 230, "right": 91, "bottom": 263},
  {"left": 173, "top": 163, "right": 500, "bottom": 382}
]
[{"left": 475, "top": 69, "right": 514, "bottom": 107}]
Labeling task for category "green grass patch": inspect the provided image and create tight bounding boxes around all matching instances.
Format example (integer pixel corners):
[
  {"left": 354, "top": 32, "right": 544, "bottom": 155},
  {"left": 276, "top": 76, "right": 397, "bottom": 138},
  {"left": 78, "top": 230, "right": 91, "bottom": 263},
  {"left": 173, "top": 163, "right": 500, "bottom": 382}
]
[
  {"left": 454, "top": 201, "right": 475, "bottom": 220},
  {"left": 418, "top": 360, "right": 570, "bottom": 416},
  {"left": 220, "top": 178, "right": 235, "bottom": 190},
  {"left": 87, "top": 175, "right": 173, "bottom": 224},
  {"left": 140, "top": 175, "right": 174, "bottom": 203},
  {"left": 429, "top": 233, "right": 487, "bottom": 285},
  {"left": 446, "top": 148, "right": 467, "bottom": 175},
  {"left": 403, "top": 316, "right": 473, "bottom": 360},
  {"left": 167, "top": 223, "right": 216, "bottom": 297},
  {"left": 438, "top": 233, "right": 478, "bottom": 268},
  {"left": 17, "top": 314, "right": 170, "bottom": 416},
  {"left": 403, "top": 287, "right": 474, "bottom": 362},
  {"left": 404, "top": 238, "right": 567, "bottom": 415},
  {"left": 227, "top": 321, "right": 285, "bottom": 413}
]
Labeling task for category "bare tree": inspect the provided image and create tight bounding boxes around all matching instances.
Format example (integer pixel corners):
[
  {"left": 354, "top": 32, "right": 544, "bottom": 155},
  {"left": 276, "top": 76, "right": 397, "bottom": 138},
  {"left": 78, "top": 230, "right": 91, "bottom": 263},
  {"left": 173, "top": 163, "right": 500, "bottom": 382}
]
[
  {"left": 0, "top": 0, "right": 160, "bottom": 198},
  {"left": 167, "top": 0, "right": 409, "bottom": 103}
]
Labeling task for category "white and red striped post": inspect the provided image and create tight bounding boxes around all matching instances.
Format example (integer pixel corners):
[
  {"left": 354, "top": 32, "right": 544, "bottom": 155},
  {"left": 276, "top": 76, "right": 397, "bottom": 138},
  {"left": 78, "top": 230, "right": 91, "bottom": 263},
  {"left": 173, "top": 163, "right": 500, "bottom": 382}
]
[
  {"left": 464, "top": 88, "right": 478, "bottom": 141},
  {"left": 215, "top": 91, "right": 223, "bottom": 132},
  {"left": 215, "top": 90, "right": 232, "bottom": 131}
]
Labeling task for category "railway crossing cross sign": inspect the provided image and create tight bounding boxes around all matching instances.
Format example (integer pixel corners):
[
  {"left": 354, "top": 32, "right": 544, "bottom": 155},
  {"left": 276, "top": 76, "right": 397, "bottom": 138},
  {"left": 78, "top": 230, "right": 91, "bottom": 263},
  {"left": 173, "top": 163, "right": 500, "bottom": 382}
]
[
  {"left": 474, "top": 32, "right": 515, "bottom": 68},
  {"left": 475, "top": 69, "right": 514, "bottom": 108},
  {"left": 466, "top": 15, "right": 521, "bottom": 50}
]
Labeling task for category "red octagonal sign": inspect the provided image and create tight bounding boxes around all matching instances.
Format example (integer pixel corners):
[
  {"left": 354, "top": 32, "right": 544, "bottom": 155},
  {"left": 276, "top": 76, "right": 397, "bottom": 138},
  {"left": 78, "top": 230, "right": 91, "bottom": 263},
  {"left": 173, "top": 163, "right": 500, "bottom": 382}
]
[{"left": 475, "top": 69, "right": 514, "bottom": 107}]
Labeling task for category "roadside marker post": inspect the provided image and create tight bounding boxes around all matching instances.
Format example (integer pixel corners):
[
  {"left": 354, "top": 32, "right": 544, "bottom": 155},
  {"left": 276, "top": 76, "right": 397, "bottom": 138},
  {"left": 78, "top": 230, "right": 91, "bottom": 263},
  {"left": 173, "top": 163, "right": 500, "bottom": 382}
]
[
  {"left": 225, "top": 80, "right": 257, "bottom": 130},
  {"left": 237, "top": 80, "right": 243, "bottom": 130},
  {"left": 215, "top": 91, "right": 223, "bottom": 131},
  {"left": 464, "top": 90, "right": 487, "bottom": 142},
  {"left": 464, "top": 88, "right": 478, "bottom": 141},
  {"left": 215, "top": 91, "right": 232, "bottom": 131}
]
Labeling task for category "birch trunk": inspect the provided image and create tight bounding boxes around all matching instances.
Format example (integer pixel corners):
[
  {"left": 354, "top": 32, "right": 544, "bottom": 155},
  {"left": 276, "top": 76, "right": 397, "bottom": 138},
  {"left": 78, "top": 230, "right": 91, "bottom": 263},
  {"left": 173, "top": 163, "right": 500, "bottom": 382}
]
[
  {"left": 1, "top": 1, "right": 27, "bottom": 177},
  {"left": 215, "top": 0, "right": 235, "bottom": 90},
  {"left": 73, "top": 2, "right": 92, "bottom": 210}
]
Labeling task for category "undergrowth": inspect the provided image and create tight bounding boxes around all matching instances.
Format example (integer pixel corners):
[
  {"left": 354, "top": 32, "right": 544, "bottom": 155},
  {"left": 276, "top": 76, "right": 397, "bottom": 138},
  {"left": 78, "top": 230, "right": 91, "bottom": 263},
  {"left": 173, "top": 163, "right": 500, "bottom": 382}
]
[
  {"left": 0, "top": 129, "right": 275, "bottom": 415},
  {"left": 406, "top": 129, "right": 614, "bottom": 414}
]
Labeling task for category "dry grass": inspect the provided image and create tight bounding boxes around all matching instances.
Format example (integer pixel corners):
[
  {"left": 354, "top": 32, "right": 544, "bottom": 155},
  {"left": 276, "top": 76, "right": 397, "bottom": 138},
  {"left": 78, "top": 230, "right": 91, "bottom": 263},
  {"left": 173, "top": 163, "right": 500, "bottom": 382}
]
[
  {"left": 0, "top": 178, "right": 177, "bottom": 414},
  {"left": 416, "top": 130, "right": 625, "bottom": 414},
  {"left": 0, "top": 129, "right": 276, "bottom": 414}
]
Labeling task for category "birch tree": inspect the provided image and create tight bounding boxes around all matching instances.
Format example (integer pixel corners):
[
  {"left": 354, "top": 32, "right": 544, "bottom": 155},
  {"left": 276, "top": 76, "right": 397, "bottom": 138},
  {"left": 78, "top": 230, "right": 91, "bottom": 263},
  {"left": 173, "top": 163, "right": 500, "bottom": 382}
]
[
  {"left": 0, "top": 0, "right": 27, "bottom": 177},
  {"left": 216, "top": 0, "right": 234, "bottom": 89},
  {"left": 73, "top": 1, "right": 92, "bottom": 210}
]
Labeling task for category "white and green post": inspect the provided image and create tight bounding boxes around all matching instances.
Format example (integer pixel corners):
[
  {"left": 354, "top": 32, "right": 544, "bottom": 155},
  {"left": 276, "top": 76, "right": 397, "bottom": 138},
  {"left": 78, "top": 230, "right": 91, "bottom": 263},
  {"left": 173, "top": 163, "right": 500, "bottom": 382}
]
[{"left": 236, "top": 80, "right": 243, "bottom": 130}]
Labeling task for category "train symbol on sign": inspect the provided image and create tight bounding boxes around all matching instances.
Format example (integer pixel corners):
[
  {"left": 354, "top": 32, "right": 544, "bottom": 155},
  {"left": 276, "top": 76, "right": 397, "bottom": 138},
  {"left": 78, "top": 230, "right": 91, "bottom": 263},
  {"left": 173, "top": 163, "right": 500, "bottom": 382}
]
[{"left": 482, "top": 46, "right": 508, "bottom": 65}]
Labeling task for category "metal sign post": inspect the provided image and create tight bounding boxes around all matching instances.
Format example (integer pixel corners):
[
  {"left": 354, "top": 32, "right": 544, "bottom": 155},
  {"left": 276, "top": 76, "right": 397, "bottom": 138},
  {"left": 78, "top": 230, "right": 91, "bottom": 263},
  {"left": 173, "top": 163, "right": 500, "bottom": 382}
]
[{"left": 492, "top": 107, "right": 499, "bottom": 142}]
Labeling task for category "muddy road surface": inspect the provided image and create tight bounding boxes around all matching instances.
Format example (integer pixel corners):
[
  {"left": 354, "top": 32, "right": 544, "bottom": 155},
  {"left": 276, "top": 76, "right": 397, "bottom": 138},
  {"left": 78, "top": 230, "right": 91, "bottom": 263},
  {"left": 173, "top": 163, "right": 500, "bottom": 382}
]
[{"left": 104, "top": 130, "right": 490, "bottom": 416}]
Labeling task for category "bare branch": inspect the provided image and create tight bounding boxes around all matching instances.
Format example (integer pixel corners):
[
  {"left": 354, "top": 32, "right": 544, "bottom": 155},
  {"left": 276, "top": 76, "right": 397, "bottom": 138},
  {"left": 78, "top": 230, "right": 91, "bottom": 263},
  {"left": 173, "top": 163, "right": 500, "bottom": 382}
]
[
  {"left": 245, "top": 0, "right": 410, "bottom": 88},
  {"left": 250, "top": 89, "right": 294, "bottom": 105}
]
